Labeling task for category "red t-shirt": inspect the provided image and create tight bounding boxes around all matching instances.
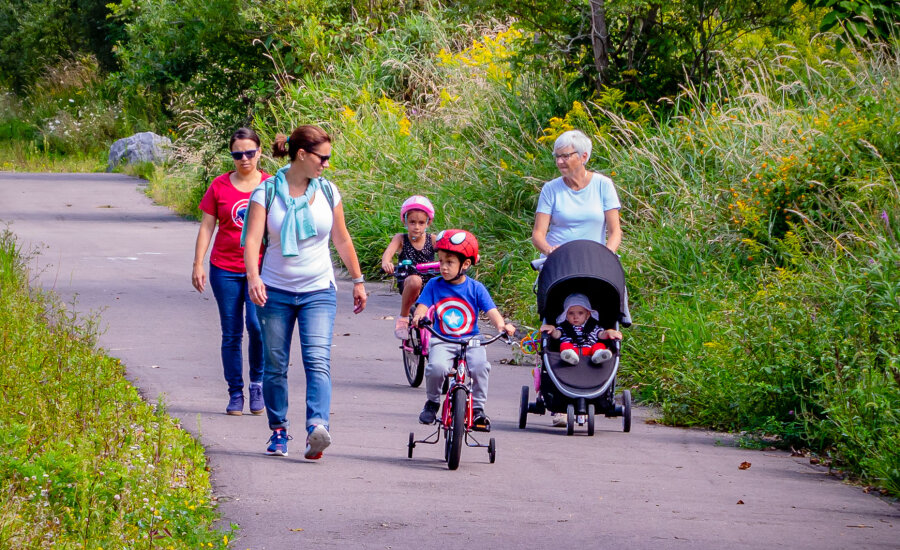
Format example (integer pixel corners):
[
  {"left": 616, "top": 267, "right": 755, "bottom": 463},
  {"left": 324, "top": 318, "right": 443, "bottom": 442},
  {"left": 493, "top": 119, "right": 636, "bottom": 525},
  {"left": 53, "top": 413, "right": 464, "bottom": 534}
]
[{"left": 198, "top": 170, "right": 271, "bottom": 273}]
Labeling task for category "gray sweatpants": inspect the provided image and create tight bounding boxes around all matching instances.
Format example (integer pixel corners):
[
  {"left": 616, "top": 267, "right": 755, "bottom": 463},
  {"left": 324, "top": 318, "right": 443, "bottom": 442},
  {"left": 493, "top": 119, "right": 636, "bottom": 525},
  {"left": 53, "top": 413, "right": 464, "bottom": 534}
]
[{"left": 425, "top": 340, "right": 491, "bottom": 411}]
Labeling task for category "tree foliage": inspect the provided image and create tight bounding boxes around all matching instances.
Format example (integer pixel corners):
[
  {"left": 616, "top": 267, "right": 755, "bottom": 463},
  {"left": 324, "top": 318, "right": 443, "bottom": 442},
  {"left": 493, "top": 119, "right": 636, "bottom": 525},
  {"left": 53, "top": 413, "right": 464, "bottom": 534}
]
[
  {"left": 803, "top": 0, "right": 900, "bottom": 44},
  {"left": 453, "top": 0, "right": 796, "bottom": 99},
  {"left": 0, "top": 0, "right": 123, "bottom": 91}
]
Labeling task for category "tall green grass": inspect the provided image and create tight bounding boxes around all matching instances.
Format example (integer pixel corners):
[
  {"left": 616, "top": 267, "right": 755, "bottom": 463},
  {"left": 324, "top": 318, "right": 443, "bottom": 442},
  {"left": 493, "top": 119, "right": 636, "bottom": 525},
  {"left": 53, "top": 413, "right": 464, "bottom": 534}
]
[
  {"left": 0, "top": 229, "right": 230, "bottom": 547},
  {"left": 0, "top": 55, "right": 159, "bottom": 171}
]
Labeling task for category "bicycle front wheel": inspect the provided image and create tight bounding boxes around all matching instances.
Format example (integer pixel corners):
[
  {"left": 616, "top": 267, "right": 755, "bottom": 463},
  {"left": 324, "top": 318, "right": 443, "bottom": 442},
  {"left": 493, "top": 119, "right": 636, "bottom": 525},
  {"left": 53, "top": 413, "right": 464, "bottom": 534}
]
[
  {"left": 447, "top": 387, "right": 467, "bottom": 470},
  {"left": 402, "top": 331, "right": 425, "bottom": 387}
]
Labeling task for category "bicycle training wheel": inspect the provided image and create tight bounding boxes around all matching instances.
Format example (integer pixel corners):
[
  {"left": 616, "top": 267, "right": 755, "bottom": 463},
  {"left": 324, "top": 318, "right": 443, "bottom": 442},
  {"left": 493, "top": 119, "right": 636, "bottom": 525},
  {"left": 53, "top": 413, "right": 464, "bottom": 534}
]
[{"left": 447, "top": 388, "right": 467, "bottom": 470}]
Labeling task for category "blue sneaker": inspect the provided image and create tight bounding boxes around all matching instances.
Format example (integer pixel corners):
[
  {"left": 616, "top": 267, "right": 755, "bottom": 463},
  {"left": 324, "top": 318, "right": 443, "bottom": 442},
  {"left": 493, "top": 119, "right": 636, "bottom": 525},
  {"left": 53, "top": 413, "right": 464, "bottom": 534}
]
[
  {"left": 304, "top": 425, "right": 332, "bottom": 460},
  {"left": 226, "top": 392, "right": 244, "bottom": 416},
  {"left": 266, "top": 428, "right": 291, "bottom": 456},
  {"left": 249, "top": 384, "right": 264, "bottom": 415},
  {"left": 419, "top": 400, "right": 440, "bottom": 424}
]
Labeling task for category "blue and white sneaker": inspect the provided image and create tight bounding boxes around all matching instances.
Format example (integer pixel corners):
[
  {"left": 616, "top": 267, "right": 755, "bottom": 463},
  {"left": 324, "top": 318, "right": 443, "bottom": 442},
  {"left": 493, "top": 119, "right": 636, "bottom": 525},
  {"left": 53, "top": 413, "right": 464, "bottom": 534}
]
[
  {"left": 304, "top": 425, "right": 332, "bottom": 460},
  {"left": 266, "top": 428, "right": 291, "bottom": 456}
]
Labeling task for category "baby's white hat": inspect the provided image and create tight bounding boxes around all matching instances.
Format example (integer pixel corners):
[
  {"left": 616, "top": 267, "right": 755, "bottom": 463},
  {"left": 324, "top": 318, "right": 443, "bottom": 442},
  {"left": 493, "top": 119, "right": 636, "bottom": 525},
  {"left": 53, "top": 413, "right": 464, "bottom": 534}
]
[{"left": 557, "top": 293, "right": 599, "bottom": 324}]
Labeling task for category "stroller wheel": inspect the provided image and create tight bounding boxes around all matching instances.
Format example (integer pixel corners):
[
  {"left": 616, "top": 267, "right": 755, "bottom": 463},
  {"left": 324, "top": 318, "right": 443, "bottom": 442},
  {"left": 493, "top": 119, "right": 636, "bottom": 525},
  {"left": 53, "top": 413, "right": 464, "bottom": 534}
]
[
  {"left": 518, "top": 386, "right": 529, "bottom": 429},
  {"left": 408, "top": 432, "right": 415, "bottom": 458},
  {"left": 566, "top": 404, "right": 575, "bottom": 436},
  {"left": 622, "top": 390, "right": 632, "bottom": 433},
  {"left": 587, "top": 404, "right": 595, "bottom": 436}
]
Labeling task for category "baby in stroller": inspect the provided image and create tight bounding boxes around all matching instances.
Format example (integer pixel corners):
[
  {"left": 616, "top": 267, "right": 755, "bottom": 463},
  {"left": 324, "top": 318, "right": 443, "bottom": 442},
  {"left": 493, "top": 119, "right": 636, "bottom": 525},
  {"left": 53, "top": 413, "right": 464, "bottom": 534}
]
[
  {"left": 540, "top": 293, "right": 622, "bottom": 365},
  {"left": 519, "top": 239, "right": 632, "bottom": 435}
]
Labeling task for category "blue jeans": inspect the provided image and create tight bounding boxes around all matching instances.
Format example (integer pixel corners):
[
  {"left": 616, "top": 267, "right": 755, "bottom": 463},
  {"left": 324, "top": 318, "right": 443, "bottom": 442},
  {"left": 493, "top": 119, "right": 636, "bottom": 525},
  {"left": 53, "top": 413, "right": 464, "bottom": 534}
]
[
  {"left": 257, "top": 284, "right": 336, "bottom": 433},
  {"left": 209, "top": 264, "right": 263, "bottom": 395}
]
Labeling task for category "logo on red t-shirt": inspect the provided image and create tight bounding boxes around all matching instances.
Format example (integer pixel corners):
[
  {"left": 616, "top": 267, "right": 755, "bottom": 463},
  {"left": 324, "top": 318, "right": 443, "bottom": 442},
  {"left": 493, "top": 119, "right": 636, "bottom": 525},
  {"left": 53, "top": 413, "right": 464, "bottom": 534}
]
[
  {"left": 231, "top": 199, "right": 250, "bottom": 228},
  {"left": 435, "top": 297, "right": 476, "bottom": 336}
]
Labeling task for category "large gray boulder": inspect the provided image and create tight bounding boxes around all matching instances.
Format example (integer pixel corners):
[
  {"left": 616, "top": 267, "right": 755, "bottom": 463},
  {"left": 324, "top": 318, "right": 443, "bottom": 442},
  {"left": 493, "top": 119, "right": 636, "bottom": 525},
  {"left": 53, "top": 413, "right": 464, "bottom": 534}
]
[{"left": 107, "top": 132, "right": 173, "bottom": 171}]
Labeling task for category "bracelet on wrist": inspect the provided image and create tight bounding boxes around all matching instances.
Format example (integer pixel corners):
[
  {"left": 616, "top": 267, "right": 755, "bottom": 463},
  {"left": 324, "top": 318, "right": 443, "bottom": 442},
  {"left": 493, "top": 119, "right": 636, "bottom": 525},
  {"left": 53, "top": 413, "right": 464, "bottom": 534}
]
[{"left": 351, "top": 276, "right": 365, "bottom": 284}]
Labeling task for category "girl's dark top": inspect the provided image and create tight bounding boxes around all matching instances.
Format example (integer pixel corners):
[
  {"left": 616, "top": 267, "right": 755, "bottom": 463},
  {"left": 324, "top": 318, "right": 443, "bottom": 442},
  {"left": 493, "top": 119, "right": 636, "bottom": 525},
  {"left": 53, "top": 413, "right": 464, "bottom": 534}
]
[
  {"left": 399, "top": 233, "right": 435, "bottom": 265},
  {"left": 397, "top": 233, "right": 436, "bottom": 292}
]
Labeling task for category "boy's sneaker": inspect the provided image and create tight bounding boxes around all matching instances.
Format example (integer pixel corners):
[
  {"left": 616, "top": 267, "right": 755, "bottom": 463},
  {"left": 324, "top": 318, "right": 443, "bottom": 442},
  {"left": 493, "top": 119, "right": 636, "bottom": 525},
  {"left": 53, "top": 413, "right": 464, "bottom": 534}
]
[
  {"left": 472, "top": 409, "right": 491, "bottom": 432},
  {"left": 304, "top": 425, "right": 332, "bottom": 460},
  {"left": 560, "top": 348, "right": 579, "bottom": 365},
  {"left": 394, "top": 317, "right": 410, "bottom": 340},
  {"left": 249, "top": 384, "right": 265, "bottom": 415},
  {"left": 419, "top": 400, "right": 440, "bottom": 424},
  {"left": 226, "top": 392, "right": 244, "bottom": 416},
  {"left": 591, "top": 348, "right": 613, "bottom": 363},
  {"left": 266, "top": 428, "right": 291, "bottom": 456}
]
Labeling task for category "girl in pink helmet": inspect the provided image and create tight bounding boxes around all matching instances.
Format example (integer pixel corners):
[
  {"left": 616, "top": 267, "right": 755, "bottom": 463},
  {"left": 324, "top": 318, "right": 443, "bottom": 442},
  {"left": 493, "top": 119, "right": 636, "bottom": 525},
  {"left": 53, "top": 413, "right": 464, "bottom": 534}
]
[{"left": 380, "top": 195, "right": 438, "bottom": 339}]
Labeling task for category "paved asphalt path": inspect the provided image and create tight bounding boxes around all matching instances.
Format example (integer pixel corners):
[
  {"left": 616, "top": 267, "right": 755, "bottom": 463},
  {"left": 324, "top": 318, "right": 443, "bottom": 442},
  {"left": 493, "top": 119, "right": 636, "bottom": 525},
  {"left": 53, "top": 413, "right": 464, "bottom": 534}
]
[{"left": 2, "top": 172, "right": 897, "bottom": 549}]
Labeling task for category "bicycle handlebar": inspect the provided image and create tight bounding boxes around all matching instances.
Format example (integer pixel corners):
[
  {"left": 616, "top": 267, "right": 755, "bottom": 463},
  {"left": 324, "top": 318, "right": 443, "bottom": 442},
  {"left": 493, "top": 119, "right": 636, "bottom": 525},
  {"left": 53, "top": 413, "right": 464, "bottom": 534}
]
[
  {"left": 417, "top": 319, "right": 513, "bottom": 347},
  {"left": 388, "top": 260, "right": 441, "bottom": 278}
]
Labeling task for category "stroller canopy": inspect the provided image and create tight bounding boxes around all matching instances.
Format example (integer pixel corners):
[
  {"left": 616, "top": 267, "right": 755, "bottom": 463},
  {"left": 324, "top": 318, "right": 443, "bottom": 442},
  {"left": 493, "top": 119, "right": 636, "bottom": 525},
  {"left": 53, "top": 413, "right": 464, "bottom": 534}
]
[{"left": 536, "top": 240, "right": 629, "bottom": 328}]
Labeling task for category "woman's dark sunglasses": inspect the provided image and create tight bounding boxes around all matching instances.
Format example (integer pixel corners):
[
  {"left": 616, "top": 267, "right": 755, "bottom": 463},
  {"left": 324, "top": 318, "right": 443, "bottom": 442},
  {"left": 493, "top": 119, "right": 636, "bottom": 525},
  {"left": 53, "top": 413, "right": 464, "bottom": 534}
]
[
  {"left": 230, "top": 149, "right": 258, "bottom": 160},
  {"left": 307, "top": 150, "right": 331, "bottom": 164}
]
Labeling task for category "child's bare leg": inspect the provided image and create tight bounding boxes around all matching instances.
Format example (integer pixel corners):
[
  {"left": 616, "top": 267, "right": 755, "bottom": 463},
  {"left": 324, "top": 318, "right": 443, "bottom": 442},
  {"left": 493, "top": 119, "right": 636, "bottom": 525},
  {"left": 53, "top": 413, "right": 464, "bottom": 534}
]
[
  {"left": 400, "top": 275, "right": 423, "bottom": 317},
  {"left": 395, "top": 275, "right": 423, "bottom": 339}
]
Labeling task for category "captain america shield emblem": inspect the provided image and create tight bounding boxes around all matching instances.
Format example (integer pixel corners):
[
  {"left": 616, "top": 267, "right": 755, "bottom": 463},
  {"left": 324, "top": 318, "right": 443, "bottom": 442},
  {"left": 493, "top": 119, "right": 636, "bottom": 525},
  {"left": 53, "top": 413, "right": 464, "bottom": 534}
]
[
  {"left": 435, "top": 297, "right": 475, "bottom": 336},
  {"left": 231, "top": 199, "right": 250, "bottom": 227}
]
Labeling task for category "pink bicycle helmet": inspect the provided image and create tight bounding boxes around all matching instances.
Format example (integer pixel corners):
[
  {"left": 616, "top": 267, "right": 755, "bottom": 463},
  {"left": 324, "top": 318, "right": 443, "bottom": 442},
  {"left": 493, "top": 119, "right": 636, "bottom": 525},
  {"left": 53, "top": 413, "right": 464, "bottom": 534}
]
[{"left": 400, "top": 195, "right": 435, "bottom": 222}]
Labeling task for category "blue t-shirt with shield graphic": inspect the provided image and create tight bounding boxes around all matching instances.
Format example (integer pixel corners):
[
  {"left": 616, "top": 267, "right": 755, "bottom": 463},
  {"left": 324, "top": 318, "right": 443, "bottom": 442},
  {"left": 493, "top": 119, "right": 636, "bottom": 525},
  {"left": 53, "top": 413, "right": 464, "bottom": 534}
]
[{"left": 417, "top": 276, "right": 496, "bottom": 340}]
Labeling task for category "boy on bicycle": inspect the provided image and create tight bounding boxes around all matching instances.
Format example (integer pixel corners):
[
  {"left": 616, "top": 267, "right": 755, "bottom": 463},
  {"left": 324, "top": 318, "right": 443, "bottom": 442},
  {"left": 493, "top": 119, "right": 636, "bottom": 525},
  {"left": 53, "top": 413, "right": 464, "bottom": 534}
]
[{"left": 411, "top": 229, "right": 516, "bottom": 432}]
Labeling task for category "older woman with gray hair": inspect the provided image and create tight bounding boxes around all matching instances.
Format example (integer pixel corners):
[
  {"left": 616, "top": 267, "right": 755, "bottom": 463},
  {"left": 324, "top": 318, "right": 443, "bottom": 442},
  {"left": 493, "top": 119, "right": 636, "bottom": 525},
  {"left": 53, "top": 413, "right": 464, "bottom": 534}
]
[
  {"left": 531, "top": 129, "right": 625, "bottom": 427},
  {"left": 531, "top": 129, "right": 622, "bottom": 255}
]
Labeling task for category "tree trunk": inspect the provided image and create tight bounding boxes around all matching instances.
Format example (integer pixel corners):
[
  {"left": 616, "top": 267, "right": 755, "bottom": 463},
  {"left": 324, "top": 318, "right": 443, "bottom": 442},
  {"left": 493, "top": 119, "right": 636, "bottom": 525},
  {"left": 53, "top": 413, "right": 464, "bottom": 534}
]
[{"left": 589, "top": 0, "right": 610, "bottom": 91}]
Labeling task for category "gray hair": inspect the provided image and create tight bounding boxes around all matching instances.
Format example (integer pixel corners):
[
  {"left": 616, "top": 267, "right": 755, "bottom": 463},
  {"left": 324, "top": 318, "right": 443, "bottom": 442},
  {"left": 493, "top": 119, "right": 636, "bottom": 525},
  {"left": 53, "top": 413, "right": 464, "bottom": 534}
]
[{"left": 554, "top": 130, "right": 592, "bottom": 163}]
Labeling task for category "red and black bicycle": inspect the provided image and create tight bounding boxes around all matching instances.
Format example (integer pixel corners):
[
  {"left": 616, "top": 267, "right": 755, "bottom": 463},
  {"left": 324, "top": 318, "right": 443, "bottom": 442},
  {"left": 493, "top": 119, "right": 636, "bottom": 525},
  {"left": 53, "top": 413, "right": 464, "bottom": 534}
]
[{"left": 407, "top": 320, "right": 511, "bottom": 470}]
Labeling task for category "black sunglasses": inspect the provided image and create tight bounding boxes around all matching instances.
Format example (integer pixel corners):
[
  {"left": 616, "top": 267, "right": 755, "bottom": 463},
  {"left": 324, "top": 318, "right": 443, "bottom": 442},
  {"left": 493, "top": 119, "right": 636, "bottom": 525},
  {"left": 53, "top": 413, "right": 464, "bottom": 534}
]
[
  {"left": 306, "top": 150, "right": 331, "bottom": 164},
  {"left": 230, "top": 149, "right": 259, "bottom": 160}
]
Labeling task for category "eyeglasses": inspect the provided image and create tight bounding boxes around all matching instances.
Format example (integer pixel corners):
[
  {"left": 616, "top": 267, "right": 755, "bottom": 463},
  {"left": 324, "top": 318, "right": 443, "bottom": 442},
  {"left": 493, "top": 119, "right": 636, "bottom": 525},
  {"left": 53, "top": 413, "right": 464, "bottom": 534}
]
[
  {"left": 230, "top": 149, "right": 258, "bottom": 160},
  {"left": 553, "top": 151, "right": 580, "bottom": 161},
  {"left": 306, "top": 150, "right": 331, "bottom": 165}
]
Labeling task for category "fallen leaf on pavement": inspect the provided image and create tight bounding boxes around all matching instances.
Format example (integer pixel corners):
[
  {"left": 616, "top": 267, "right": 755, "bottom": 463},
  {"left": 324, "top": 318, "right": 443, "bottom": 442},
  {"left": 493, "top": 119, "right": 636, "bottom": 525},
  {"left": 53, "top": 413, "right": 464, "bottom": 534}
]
[
  {"left": 290, "top": 528, "right": 304, "bottom": 532},
  {"left": 736, "top": 500, "right": 744, "bottom": 505},
  {"left": 846, "top": 525, "right": 873, "bottom": 529},
  {"left": 739, "top": 461, "right": 751, "bottom": 470}
]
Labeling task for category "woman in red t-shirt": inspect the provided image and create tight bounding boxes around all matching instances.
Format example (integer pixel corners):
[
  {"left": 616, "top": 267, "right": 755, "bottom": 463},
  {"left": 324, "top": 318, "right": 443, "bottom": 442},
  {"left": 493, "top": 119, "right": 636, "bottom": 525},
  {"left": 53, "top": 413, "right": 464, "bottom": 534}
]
[{"left": 192, "top": 128, "right": 271, "bottom": 416}]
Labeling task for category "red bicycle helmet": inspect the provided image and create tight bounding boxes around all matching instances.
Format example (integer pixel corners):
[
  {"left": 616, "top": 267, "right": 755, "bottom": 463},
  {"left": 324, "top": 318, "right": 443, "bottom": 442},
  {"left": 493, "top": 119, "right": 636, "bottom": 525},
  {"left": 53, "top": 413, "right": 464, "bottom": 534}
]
[{"left": 435, "top": 229, "right": 479, "bottom": 264}]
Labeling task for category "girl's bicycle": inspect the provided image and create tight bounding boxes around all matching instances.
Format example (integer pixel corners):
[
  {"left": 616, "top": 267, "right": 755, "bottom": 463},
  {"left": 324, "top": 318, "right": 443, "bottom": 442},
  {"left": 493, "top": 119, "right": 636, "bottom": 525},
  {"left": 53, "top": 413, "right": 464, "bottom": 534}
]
[
  {"left": 407, "top": 320, "right": 512, "bottom": 470},
  {"left": 390, "top": 260, "right": 440, "bottom": 387}
]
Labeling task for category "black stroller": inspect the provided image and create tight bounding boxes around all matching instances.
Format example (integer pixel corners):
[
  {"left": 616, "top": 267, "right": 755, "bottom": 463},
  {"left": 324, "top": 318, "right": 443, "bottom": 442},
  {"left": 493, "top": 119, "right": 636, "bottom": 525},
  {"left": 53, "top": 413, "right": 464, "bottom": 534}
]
[{"left": 519, "top": 240, "right": 632, "bottom": 435}]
